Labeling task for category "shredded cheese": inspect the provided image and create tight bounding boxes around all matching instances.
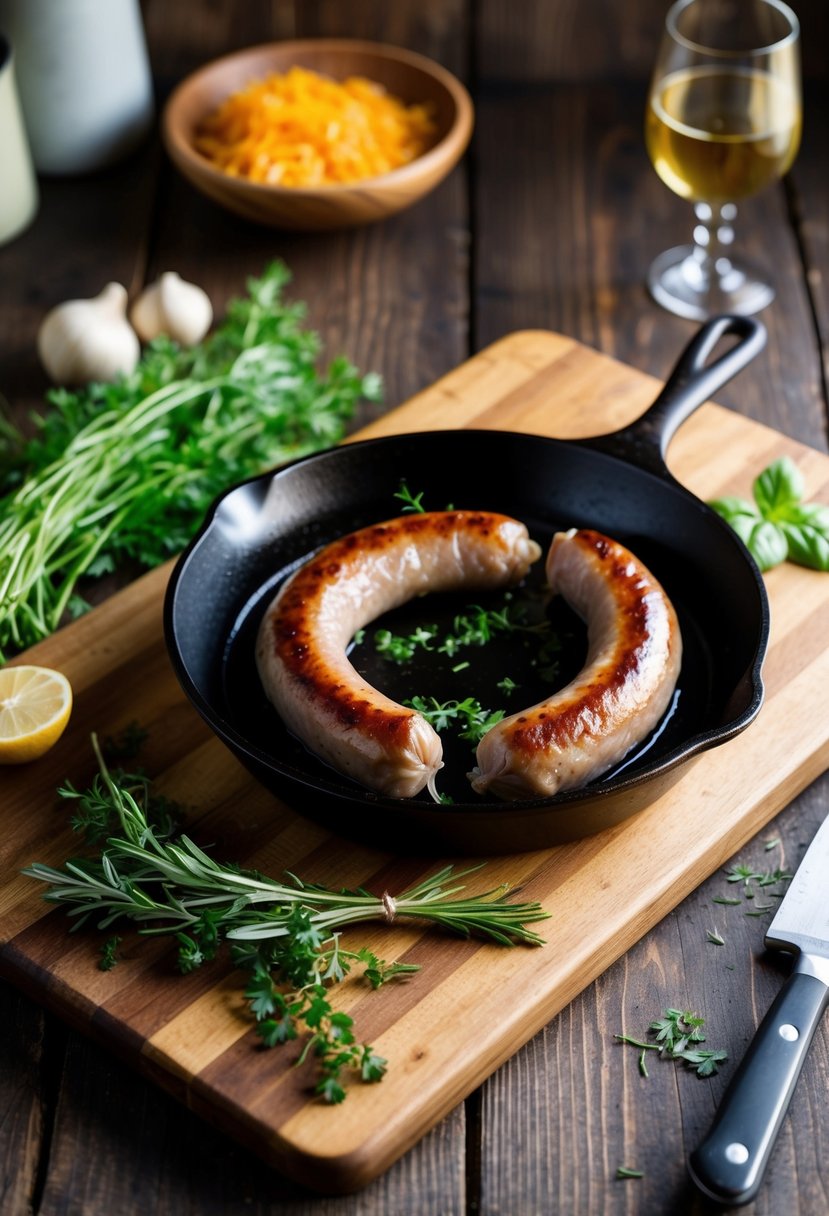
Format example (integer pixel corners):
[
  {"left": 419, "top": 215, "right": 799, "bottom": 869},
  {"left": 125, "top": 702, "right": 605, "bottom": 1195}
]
[{"left": 195, "top": 65, "right": 437, "bottom": 187}]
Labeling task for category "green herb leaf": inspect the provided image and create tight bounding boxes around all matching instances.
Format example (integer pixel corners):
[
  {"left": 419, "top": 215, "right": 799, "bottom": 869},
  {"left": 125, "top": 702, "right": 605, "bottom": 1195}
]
[
  {"left": 393, "top": 480, "right": 426, "bottom": 513},
  {"left": 616, "top": 1166, "right": 644, "bottom": 1180},
  {"left": 780, "top": 518, "right": 829, "bottom": 571},
  {"left": 24, "top": 736, "right": 550, "bottom": 1101},
  {"left": 752, "top": 457, "right": 804, "bottom": 520},
  {"left": 617, "top": 1008, "right": 726, "bottom": 1078},
  {"left": 0, "top": 263, "right": 378, "bottom": 661},
  {"left": 710, "top": 457, "right": 829, "bottom": 573},
  {"left": 99, "top": 935, "right": 121, "bottom": 971}
]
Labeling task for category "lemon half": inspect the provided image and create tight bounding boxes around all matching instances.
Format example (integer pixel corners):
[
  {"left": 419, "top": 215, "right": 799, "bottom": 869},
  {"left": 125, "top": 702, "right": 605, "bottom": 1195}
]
[{"left": 0, "top": 665, "right": 73, "bottom": 764}]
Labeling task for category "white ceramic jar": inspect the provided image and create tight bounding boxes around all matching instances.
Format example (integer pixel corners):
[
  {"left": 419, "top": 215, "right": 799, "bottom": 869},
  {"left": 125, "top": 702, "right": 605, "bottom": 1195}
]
[
  {"left": 0, "top": 37, "right": 38, "bottom": 243},
  {"left": 0, "top": 0, "right": 154, "bottom": 174}
]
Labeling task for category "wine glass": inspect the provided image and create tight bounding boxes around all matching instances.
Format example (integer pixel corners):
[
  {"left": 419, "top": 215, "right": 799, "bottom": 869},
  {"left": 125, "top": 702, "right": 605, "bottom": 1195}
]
[{"left": 645, "top": 0, "right": 801, "bottom": 320}]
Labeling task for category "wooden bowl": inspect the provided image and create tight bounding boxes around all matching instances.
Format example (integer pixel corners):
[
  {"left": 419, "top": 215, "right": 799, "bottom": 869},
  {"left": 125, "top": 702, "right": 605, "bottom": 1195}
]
[{"left": 161, "top": 39, "right": 474, "bottom": 231}]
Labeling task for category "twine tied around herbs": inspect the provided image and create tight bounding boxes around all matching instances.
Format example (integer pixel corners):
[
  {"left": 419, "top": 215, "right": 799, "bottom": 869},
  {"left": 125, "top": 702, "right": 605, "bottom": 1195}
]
[{"left": 381, "top": 890, "right": 397, "bottom": 924}]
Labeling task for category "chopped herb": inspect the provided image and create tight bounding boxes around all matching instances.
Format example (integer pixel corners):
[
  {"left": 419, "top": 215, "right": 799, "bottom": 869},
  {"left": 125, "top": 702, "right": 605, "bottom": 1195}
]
[
  {"left": 451, "top": 661, "right": 470, "bottom": 673},
  {"left": 712, "top": 896, "right": 742, "bottom": 906},
  {"left": 615, "top": 1008, "right": 727, "bottom": 1078},
  {"left": 616, "top": 1166, "right": 644, "bottom": 1180},
  {"left": 393, "top": 480, "right": 426, "bottom": 513},
  {"left": 764, "top": 837, "right": 781, "bottom": 851},
  {"left": 707, "top": 931, "right": 725, "bottom": 945},
  {"left": 405, "top": 695, "right": 505, "bottom": 745},
  {"left": 373, "top": 598, "right": 559, "bottom": 667},
  {"left": 99, "top": 935, "right": 121, "bottom": 971},
  {"left": 496, "top": 676, "right": 518, "bottom": 696}
]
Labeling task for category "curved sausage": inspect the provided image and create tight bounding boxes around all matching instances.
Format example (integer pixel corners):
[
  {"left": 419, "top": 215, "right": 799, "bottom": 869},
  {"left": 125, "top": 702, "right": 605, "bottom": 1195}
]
[
  {"left": 255, "top": 511, "right": 541, "bottom": 798},
  {"left": 469, "top": 528, "right": 682, "bottom": 800}
]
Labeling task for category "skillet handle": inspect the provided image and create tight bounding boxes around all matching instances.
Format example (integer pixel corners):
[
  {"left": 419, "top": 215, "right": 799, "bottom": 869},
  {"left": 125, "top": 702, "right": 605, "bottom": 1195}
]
[{"left": 584, "top": 315, "right": 767, "bottom": 477}]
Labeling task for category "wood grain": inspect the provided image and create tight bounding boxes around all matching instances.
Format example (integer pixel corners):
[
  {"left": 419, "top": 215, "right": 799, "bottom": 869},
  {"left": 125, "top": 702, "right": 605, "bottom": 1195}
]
[
  {"left": 3, "top": 331, "right": 829, "bottom": 1193},
  {"left": 1, "top": 0, "right": 826, "bottom": 1210}
]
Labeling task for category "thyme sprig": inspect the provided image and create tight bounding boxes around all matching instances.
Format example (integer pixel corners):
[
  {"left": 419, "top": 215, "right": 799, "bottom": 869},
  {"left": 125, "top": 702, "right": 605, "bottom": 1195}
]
[{"left": 24, "top": 737, "right": 549, "bottom": 1099}]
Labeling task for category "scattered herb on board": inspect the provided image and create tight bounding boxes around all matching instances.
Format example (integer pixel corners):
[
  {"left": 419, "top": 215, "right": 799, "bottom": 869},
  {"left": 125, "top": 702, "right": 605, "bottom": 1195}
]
[
  {"left": 24, "top": 736, "right": 549, "bottom": 1103},
  {"left": 616, "top": 1166, "right": 644, "bottom": 1180},
  {"left": 709, "top": 456, "right": 829, "bottom": 572},
  {"left": 0, "top": 262, "right": 382, "bottom": 662},
  {"left": 616, "top": 1008, "right": 728, "bottom": 1078}
]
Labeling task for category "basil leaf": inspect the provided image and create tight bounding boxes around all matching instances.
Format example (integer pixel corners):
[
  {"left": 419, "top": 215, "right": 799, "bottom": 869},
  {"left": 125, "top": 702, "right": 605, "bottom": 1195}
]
[
  {"left": 708, "top": 496, "right": 759, "bottom": 526},
  {"left": 730, "top": 516, "right": 788, "bottom": 571},
  {"left": 753, "top": 457, "right": 803, "bottom": 521},
  {"left": 780, "top": 520, "right": 829, "bottom": 571},
  {"left": 784, "top": 501, "right": 829, "bottom": 531}
]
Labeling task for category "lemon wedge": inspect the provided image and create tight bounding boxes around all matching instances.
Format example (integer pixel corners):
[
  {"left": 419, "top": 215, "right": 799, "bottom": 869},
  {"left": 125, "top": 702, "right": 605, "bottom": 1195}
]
[{"left": 0, "top": 665, "right": 73, "bottom": 764}]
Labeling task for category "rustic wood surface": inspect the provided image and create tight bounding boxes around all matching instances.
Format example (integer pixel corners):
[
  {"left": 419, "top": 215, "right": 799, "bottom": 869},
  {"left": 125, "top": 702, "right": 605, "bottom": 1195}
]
[
  {"left": 0, "top": 1, "right": 827, "bottom": 1213},
  {"left": 4, "top": 332, "right": 829, "bottom": 1195}
]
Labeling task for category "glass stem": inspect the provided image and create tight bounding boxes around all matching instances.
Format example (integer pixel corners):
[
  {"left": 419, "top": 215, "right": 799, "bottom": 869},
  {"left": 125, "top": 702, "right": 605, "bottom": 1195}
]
[{"left": 689, "top": 202, "right": 738, "bottom": 290}]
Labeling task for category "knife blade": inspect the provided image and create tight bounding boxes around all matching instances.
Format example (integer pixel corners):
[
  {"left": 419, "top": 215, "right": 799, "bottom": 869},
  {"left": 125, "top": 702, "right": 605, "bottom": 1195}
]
[{"left": 688, "top": 815, "right": 829, "bottom": 1207}]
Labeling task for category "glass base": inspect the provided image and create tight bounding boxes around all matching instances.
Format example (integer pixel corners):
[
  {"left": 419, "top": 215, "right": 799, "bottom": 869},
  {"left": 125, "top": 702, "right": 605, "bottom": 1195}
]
[{"left": 647, "top": 245, "right": 775, "bottom": 321}]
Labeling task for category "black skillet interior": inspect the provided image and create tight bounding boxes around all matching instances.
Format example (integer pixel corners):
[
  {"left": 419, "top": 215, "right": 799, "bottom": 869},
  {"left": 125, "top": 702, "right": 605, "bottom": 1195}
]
[{"left": 165, "top": 426, "right": 768, "bottom": 835}]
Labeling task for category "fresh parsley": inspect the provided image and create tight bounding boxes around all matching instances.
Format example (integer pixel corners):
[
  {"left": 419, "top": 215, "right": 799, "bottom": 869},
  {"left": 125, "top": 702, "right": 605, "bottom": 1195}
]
[
  {"left": 710, "top": 456, "right": 829, "bottom": 572},
  {"left": 25, "top": 736, "right": 549, "bottom": 1101},
  {"left": 616, "top": 1008, "right": 728, "bottom": 1078},
  {"left": 0, "top": 262, "right": 382, "bottom": 661},
  {"left": 404, "top": 695, "right": 505, "bottom": 745},
  {"left": 372, "top": 599, "right": 554, "bottom": 666}
]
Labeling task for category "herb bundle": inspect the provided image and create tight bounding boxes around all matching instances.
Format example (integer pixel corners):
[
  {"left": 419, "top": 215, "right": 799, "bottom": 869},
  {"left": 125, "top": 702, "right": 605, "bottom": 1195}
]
[
  {"left": 0, "top": 262, "right": 381, "bottom": 660},
  {"left": 24, "top": 738, "right": 549, "bottom": 1101}
]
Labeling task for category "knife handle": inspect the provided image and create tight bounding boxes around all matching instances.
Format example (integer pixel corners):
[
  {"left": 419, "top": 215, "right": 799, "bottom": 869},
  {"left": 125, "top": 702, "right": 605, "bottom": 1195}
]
[{"left": 688, "top": 968, "right": 829, "bottom": 1207}]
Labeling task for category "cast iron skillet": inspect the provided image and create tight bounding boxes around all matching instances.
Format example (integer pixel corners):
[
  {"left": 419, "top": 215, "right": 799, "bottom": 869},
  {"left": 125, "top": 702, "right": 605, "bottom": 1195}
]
[{"left": 165, "top": 315, "right": 770, "bottom": 853}]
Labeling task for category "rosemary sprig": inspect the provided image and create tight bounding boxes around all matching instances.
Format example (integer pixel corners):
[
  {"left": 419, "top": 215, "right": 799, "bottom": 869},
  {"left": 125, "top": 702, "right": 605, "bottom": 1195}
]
[{"left": 24, "top": 736, "right": 549, "bottom": 1100}]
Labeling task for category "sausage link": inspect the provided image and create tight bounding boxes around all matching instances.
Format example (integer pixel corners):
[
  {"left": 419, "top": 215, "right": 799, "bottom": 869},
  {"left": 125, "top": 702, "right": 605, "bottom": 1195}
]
[
  {"left": 256, "top": 511, "right": 541, "bottom": 798},
  {"left": 469, "top": 529, "right": 682, "bottom": 800}
]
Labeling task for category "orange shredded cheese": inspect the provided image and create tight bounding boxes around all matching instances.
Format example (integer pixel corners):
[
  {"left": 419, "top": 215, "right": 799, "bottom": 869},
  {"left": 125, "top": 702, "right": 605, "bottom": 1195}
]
[{"left": 195, "top": 65, "right": 436, "bottom": 187}]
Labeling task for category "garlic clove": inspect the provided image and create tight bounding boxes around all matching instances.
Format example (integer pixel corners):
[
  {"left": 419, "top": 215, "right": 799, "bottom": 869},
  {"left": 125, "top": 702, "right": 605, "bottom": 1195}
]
[
  {"left": 37, "top": 282, "right": 140, "bottom": 385},
  {"left": 130, "top": 271, "right": 213, "bottom": 346}
]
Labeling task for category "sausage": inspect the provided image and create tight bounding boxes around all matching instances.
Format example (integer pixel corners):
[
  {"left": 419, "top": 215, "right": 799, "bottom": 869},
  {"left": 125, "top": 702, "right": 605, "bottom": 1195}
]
[
  {"left": 469, "top": 528, "right": 682, "bottom": 800},
  {"left": 255, "top": 511, "right": 542, "bottom": 798}
]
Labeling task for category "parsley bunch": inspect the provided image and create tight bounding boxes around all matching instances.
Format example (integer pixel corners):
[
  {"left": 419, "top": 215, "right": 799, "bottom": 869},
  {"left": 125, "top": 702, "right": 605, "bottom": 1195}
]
[
  {"left": 710, "top": 456, "right": 829, "bottom": 572},
  {"left": 0, "top": 262, "right": 381, "bottom": 660},
  {"left": 24, "top": 737, "right": 548, "bottom": 1101}
]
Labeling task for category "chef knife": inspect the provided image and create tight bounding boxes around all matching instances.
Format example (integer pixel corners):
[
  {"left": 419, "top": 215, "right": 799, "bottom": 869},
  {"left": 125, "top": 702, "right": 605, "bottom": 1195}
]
[{"left": 688, "top": 815, "right": 829, "bottom": 1206}]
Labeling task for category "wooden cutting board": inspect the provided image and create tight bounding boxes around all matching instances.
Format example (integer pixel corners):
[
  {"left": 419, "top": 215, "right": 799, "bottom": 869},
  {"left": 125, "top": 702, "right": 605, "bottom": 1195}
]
[{"left": 3, "top": 331, "right": 829, "bottom": 1193}]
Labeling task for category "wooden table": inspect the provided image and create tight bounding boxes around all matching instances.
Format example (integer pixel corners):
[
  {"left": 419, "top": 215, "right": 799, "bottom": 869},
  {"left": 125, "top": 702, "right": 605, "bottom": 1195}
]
[{"left": 1, "top": 3, "right": 827, "bottom": 1213}]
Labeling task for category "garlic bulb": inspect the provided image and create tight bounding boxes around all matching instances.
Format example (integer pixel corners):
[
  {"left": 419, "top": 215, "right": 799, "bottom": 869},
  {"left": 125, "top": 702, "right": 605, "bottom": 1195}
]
[
  {"left": 37, "top": 283, "right": 140, "bottom": 385},
  {"left": 130, "top": 272, "right": 213, "bottom": 346}
]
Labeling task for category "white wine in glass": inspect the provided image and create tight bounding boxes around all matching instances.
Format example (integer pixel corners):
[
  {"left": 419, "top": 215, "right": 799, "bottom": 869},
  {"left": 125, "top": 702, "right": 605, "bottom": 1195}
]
[{"left": 646, "top": 0, "right": 801, "bottom": 320}]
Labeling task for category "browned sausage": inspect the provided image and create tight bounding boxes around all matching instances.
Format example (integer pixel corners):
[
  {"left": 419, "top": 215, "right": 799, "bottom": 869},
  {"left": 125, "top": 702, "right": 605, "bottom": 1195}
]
[
  {"left": 256, "top": 511, "right": 541, "bottom": 798},
  {"left": 470, "top": 528, "right": 682, "bottom": 799}
]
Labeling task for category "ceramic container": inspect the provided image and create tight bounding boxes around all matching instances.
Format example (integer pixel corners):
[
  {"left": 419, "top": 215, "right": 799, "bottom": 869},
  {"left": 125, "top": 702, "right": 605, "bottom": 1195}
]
[
  {"left": 162, "top": 40, "right": 474, "bottom": 230},
  {"left": 0, "top": 0, "right": 154, "bottom": 174},
  {"left": 0, "top": 37, "right": 38, "bottom": 244}
]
